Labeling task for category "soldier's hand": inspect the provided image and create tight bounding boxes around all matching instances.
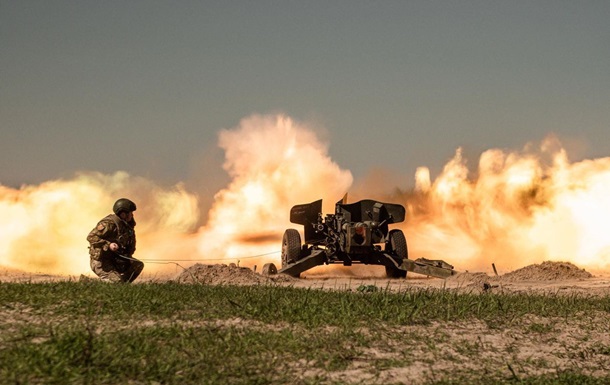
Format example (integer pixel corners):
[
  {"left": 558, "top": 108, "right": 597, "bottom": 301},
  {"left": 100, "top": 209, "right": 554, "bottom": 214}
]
[{"left": 109, "top": 243, "right": 119, "bottom": 252}]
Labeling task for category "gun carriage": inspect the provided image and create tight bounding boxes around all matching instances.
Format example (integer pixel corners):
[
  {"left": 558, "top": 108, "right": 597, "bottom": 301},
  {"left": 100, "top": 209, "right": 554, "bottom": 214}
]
[{"left": 263, "top": 197, "right": 456, "bottom": 279}]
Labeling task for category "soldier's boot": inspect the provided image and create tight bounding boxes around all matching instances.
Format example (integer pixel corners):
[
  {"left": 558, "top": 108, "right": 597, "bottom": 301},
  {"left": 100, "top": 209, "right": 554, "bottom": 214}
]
[{"left": 123, "top": 259, "right": 144, "bottom": 283}]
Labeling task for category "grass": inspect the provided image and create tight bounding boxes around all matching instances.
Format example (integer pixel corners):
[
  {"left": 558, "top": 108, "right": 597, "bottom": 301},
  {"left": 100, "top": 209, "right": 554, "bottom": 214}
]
[{"left": 1, "top": 281, "right": 609, "bottom": 384}]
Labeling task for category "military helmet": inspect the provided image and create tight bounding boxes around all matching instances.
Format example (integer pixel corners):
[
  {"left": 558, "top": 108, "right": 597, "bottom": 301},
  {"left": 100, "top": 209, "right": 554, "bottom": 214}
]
[{"left": 113, "top": 198, "right": 137, "bottom": 215}]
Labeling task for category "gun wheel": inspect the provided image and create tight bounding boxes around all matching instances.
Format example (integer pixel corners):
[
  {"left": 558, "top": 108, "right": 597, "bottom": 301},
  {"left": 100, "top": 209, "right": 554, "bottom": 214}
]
[
  {"left": 281, "top": 229, "right": 301, "bottom": 268},
  {"left": 385, "top": 230, "right": 408, "bottom": 278}
]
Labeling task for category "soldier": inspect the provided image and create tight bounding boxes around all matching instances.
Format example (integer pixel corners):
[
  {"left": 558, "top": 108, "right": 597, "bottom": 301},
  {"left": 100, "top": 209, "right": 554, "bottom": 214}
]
[{"left": 87, "top": 198, "right": 144, "bottom": 283}]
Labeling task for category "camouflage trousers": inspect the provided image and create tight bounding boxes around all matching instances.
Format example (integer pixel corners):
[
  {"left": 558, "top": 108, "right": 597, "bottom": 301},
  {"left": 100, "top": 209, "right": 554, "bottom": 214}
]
[{"left": 90, "top": 254, "right": 144, "bottom": 283}]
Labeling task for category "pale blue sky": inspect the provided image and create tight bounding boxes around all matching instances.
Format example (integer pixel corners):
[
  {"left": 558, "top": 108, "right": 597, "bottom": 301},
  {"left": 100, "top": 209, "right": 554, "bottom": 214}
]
[{"left": 2, "top": 1, "right": 609, "bottom": 191}]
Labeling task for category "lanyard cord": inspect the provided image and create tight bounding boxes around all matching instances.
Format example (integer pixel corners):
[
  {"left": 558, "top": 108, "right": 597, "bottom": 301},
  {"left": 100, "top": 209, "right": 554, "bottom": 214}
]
[{"left": 114, "top": 250, "right": 281, "bottom": 270}]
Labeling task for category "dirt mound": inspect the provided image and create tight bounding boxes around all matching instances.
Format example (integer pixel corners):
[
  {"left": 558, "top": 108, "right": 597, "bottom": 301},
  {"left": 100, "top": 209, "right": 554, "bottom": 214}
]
[
  {"left": 173, "top": 263, "right": 296, "bottom": 285},
  {"left": 174, "top": 263, "right": 268, "bottom": 285},
  {"left": 446, "top": 261, "right": 593, "bottom": 291},
  {"left": 501, "top": 261, "right": 593, "bottom": 282}
]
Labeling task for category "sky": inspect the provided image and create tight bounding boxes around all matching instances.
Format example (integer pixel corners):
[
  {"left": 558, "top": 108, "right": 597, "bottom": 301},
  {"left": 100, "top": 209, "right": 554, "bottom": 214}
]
[{"left": 2, "top": 0, "right": 610, "bottom": 193}]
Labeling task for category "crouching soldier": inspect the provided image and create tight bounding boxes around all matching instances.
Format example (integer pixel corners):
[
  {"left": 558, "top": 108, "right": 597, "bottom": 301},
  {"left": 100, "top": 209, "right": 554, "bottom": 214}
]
[{"left": 87, "top": 198, "right": 144, "bottom": 283}]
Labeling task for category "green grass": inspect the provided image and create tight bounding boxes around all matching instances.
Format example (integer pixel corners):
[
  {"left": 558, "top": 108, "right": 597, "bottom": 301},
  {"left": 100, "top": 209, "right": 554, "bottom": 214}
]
[{"left": 1, "top": 281, "right": 609, "bottom": 384}]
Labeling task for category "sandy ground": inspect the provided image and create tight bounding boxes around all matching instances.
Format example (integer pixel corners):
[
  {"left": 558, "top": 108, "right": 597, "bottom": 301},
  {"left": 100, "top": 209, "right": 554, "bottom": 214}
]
[
  {"left": 2, "top": 260, "right": 609, "bottom": 296},
  {"left": 2, "top": 261, "right": 610, "bottom": 383}
]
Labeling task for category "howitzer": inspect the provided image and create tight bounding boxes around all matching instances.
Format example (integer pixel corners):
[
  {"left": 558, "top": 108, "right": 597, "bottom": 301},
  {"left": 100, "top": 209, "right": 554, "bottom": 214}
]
[{"left": 262, "top": 197, "right": 457, "bottom": 279}]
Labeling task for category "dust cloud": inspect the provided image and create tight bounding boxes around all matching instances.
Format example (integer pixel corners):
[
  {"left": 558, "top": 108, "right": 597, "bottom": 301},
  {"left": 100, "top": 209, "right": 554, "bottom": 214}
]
[
  {"left": 1, "top": 114, "right": 609, "bottom": 276},
  {"left": 392, "top": 137, "right": 610, "bottom": 274},
  {"left": 0, "top": 114, "right": 352, "bottom": 275},
  {"left": 0, "top": 172, "right": 199, "bottom": 275},
  {"left": 195, "top": 114, "right": 352, "bottom": 268}
]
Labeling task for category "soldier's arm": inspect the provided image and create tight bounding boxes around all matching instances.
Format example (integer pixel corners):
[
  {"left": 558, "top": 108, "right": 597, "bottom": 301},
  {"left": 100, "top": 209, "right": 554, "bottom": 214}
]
[
  {"left": 131, "top": 233, "right": 136, "bottom": 255},
  {"left": 87, "top": 220, "right": 115, "bottom": 251}
]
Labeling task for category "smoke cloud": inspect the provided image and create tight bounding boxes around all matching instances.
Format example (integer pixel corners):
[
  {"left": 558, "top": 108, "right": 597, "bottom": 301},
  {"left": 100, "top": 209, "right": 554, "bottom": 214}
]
[
  {"left": 1, "top": 115, "right": 609, "bottom": 277},
  {"left": 0, "top": 114, "right": 352, "bottom": 276},
  {"left": 0, "top": 172, "right": 199, "bottom": 275},
  {"left": 196, "top": 114, "right": 353, "bottom": 265},
  {"left": 396, "top": 136, "right": 610, "bottom": 274}
]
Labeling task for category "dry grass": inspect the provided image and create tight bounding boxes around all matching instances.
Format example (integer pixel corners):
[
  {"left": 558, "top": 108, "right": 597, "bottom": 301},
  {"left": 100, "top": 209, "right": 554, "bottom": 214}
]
[{"left": 1, "top": 280, "right": 610, "bottom": 384}]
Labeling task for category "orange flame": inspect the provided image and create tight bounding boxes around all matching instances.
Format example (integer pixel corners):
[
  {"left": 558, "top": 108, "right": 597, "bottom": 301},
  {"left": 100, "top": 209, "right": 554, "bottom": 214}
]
[
  {"left": 195, "top": 114, "right": 353, "bottom": 266},
  {"left": 401, "top": 136, "right": 610, "bottom": 274},
  {"left": 0, "top": 114, "right": 352, "bottom": 276},
  {"left": 0, "top": 172, "right": 199, "bottom": 276},
  {"left": 1, "top": 115, "right": 609, "bottom": 277}
]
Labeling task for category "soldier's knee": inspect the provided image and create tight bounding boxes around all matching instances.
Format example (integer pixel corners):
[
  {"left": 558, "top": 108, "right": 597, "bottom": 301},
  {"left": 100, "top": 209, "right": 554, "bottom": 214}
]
[{"left": 96, "top": 270, "right": 123, "bottom": 283}]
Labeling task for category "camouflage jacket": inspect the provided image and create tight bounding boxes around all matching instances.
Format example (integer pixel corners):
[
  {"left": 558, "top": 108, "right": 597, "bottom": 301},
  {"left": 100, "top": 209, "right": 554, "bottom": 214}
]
[{"left": 87, "top": 214, "right": 136, "bottom": 260}]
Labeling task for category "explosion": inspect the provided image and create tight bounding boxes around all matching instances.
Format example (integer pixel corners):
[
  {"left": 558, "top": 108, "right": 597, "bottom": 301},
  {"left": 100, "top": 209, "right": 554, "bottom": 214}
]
[
  {"left": 196, "top": 114, "right": 353, "bottom": 266},
  {"left": 0, "top": 114, "right": 352, "bottom": 276},
  {"left": 1, "top": 114, "right": 609, "bottom": 277},
  {"left": 401, "top": 137, "right": 610, "bottom": 273},
  {"left": 0, "top": 172, "right": 199, "bottom": 275}
]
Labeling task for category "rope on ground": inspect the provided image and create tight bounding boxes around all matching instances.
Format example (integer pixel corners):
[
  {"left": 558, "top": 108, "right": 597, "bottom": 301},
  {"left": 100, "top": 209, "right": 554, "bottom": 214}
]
[
  {"left": 115, "top": 250, "right": 281, "bottom": 271},
  {"left": 140, "top": 250, "right": 281, "bottom": 263}
]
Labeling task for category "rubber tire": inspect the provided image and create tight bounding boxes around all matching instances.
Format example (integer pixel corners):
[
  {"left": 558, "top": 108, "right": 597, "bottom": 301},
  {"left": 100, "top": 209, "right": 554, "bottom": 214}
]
[
  {"left": 281, "top": 229, "right": 301, "bottom": 268},
  {"left": 385, "top": 230, "right": 408, "bottom": 278}
]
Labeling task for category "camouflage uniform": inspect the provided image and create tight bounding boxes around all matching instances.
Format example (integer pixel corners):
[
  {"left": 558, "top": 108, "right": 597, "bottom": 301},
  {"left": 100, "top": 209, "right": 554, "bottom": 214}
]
[{"left": 87, "top": 214, "right": 143, "bottom": 283}]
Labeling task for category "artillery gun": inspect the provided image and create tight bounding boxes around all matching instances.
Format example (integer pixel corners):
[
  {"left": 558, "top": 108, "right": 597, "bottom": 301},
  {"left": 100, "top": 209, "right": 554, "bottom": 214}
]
[{"left": 262, "top": 197, "right": 456, "bottom": 279}]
